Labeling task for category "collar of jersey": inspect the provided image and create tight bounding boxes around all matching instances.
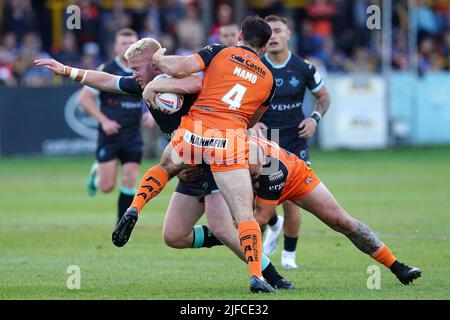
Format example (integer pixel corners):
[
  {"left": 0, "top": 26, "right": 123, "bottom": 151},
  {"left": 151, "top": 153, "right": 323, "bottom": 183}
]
[
  {"left": 264, "top": 51, "right": 292, "bottom": 69},
  {"left": 115, "top": 56, "right": 133, "bottom": 73},
  {"left": 237, "top": 45, "right": 258, "bottom": 56}
]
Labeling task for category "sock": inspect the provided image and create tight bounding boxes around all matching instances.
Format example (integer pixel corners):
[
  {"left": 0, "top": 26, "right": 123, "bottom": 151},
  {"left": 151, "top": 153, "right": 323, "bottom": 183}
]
[
  {"left": 268, "top": 214, "right": 278, "bottom": 227},
  {"left": 371, "top": 244, "right": 397, "bottom": 268},
  {"left": 261, "top": 255, "right": 282, "bottom": 286},
  {"left": 191, "top": 225, "right": 223, "bottom": 248},
  {"left": 389, "top": 260, "right": 404, "bottom": 273},
  {"left": 238, "top": 220, "right": 263, "bottom": 278},
  {"left": 130, "top": 165, "right": 169, "bottom": 214},
  {"left": 284, "top": 235, "right": 298, "bottom": 252},
  {"left": 118, "top": 187, "right": 135, "bottom": 222}
]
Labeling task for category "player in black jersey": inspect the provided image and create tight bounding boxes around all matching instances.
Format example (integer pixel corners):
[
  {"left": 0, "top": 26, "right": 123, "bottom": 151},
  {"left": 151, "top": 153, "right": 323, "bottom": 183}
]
[
  {"left": 35, "top": 37, "right": 293, "bottom": 289},
  {"left": 78, "top": 29, "right": 155, "bottom": 224},
  {"left": 253, "top": 15, "right": 331, "bottom": 269}
]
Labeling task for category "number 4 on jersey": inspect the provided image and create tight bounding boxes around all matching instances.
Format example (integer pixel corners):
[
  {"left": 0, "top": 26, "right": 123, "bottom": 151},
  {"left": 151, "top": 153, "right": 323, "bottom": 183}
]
[{"left": 222, "top": 84, "right": 247, "bottom": 110}]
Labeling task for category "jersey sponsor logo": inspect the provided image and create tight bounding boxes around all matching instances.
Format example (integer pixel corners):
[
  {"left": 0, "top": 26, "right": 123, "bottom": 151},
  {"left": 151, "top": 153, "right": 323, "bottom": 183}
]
[
  {"left": 300, "top": 150, "right": 307, "bottom": 159},
  {"left": 183, "top": 131, "right": 228, "bottom": 149},
  {"left": 233, "top": 66, "right": 258, "bottom": 84},
  {"left": 268, "top": 170, "right": 284, "bottom": 182},
  {"left": 305, "top": 177, "right": 315, "bottom": 184},
  {"left": 289, "top": 76, "right": 300, "bottom": 87},
  {"left": 269, "top": 182, "right": 285, "bottom": 191},
  {"left": 229, "top": 54, "right": 266, "bottom": 77},
  {"left": 270, "top": 102, "right": 302, "bottom": 111},
  {"left": 275, "top": 78, "right": 283, "bottom": 87},
  {"left": 121, "top": 101, "right": 143, "bottom": 109},
  {"left": 231, "top": 54, "right": 245, "bottom": 63}
]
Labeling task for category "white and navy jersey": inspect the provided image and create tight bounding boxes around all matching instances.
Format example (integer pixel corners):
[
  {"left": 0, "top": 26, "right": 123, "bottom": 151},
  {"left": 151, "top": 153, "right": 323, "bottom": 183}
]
[
  {"left": 116, "top": 76, "right": 196, "bottom": 139},
  {"left": 260, "top": 52, "right": 324, "bottom": 130},
  {"left": 85, "top": 57, "right": 144, "bottom": 135}
]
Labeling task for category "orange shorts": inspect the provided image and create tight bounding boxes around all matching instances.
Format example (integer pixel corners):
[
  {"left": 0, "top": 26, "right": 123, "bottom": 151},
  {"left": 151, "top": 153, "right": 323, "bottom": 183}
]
[
  {"left": 171, "top": 116, "right": 249, "bottom": 172},
  {"left": 280, "top": 162, "right": 321, "bottom": 204}
]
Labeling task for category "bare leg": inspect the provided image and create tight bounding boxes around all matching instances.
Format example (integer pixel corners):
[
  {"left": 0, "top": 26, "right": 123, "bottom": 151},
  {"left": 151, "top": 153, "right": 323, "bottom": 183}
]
[
  {"left": 204, "top": 192, "right": 244, "bottom": 259},
  {"left": 282, "top": 201, "right": 301, "bottom": 238},
  {"left": 162, "top": 192, "right": 204, "bottom": 248},
  {"left": 295, "top": 182, "right": 382, "bottom": 255},
  {"left": 213, "top": 169, "right": 266, "bottom": 281},
  {"left": 281, "top": 200, "right": 301, "bottom": 269},
  {"left": 294, "top": 182, "right": 422, "bottom": 284},
  {"left": 98, "top": 159, "right": 118, "bottom": 192},
  {"left": 117, "top": 162, "right": 140, "bottom": 222}
]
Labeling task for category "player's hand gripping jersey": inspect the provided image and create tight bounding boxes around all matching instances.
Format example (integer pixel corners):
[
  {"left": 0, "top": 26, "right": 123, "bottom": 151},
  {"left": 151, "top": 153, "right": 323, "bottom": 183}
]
[{"left": 172, "top": 45, "right": 276, "bottom": 172}]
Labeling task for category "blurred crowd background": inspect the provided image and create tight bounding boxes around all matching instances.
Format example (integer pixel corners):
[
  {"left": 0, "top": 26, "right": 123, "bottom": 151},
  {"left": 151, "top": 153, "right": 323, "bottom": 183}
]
[{"left": 1, "top": 0, "right": 450, "bottom": 88}]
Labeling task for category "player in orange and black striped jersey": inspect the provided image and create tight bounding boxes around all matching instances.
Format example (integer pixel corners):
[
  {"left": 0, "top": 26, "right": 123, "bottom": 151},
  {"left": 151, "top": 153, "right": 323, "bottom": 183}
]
[{"left": 249, "top": 136, "right": 422, "bottom": 286}]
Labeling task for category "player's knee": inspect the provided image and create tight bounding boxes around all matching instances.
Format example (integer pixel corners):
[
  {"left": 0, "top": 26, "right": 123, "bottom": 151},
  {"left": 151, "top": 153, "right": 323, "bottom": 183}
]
[
  {"left": 162, "top": 231, "right": 184, "bottom": 249},
  {"left": 122, "top": 171, "right": 138, "bottom": 188},
  {"left": 328, "top": 209, "right": 354, "bottom": 233},
  {"left": 99, "top": 179, "right": 115, "bottom": 193}
]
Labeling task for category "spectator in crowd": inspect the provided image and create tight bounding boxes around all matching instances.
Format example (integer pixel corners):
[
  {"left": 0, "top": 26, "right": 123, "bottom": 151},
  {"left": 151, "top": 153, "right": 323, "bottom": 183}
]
[
  {"left": 100, "top": 0, "right": 132, "bottom": 56},
  {"left": 209, "top": 3, "right": 234, "bottom": 44},
  {"left": 297, "top": 20, "right": 323, "bottom": 58},
  {"left": 13, "top": 32, "right": 53, "bottom": 87},
  {"left": 56, "top": 32, "right": 81, "bottom": 67},
  {"left": 1, "top": 0, "right": 449, "bottom": 86},
  {"left": 1, "top": 0, "right": 39, "bottom": 41},
  {"left": 0, "top": 46, "right": 18, "bottom": 87},
  {"left": 175, "top": 2, "right": 205, "bottom": 55}
]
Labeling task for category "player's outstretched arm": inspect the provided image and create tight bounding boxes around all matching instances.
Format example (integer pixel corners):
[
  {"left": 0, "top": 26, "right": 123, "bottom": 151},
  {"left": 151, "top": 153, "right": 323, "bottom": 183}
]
[
  {"left": 152, "top": 48, "right": 202, "bottom": 78},
  {"left": 34, "top": 59, "right": 121, "bottom": 93},
  {"left": 142, "top": 74, "right": 201, "bottom": 108}
]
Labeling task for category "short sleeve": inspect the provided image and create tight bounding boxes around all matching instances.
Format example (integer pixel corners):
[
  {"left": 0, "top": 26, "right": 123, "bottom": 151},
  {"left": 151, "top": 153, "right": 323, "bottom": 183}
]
[
  {"left": 195, "top": 44, "right": 226, "bottom": 69},
  {"left": 304, "top": 60, "right": 324, "bottom": 93},
  {"left": 117, "top": 76, "right": 142, "bottom": 96}
]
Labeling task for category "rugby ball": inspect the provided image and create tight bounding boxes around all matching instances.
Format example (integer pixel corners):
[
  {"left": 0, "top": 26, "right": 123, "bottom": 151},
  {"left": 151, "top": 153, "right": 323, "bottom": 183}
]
[{"left": 153, "top": 74, "right": 184, "bottom": 114}]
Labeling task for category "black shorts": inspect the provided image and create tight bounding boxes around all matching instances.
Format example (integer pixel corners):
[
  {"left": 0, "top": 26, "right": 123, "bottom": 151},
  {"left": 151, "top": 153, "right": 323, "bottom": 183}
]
[
  {"left": 96, "top": 131, "right": 143, "bottom": 164},
  {"left": 269, "top": 127, "right": 311, "bottom": 165},
  {"left": 175, "top": 170, "right": 219, "bottom": 202}
]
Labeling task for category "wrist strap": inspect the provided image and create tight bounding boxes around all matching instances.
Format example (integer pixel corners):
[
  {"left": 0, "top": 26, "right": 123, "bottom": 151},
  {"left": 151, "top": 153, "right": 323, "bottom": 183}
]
[
  {"left": 64, "top": 66, "right": 86, "bottom": 83},
  {"left": 310, "top": 111, "right": 322, "bottom": 125}
]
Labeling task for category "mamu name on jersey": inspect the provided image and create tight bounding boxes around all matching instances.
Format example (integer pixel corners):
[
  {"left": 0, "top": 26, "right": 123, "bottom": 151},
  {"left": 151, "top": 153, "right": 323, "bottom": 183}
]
[{"left": 233, "top": 66, "right": 257, "bottom": 84}]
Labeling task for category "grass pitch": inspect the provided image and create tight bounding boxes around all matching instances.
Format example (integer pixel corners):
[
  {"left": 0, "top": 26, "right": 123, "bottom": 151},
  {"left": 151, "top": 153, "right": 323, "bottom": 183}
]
[{"left": 1, "top": 146, "right": 449, "bottom": 300}]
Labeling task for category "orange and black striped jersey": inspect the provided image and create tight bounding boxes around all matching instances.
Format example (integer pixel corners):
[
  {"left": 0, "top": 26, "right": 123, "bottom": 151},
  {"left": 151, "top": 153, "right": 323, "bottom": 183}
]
[
  {"left": 191, "top": 44, "right": 276, "bottom": 130},
  {"left": 251, "top": 136, "right": 319, "bottom": 205}
]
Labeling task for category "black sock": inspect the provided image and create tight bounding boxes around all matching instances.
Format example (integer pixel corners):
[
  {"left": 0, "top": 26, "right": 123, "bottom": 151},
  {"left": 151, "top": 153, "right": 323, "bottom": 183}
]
[
  {"left": 268, "top": 214, "right": 278, "bottom": 227},
  {"left": 202, "top": 225, "right": 223, "bottom": 247},
  {"left": 262, "top": 262, "right": 283, "bottom": 286},
  {"left": 192, "top": 225, "right": 223, "bottom": 248},
  {"left": 118, "top": 192, "right": 134, "bottom": 223},
  {"left": 284, "top": 235, "right": 298, "bottom": 252},
  {"left": 390, "top": 260, "right": 402, "bottom": 273}
]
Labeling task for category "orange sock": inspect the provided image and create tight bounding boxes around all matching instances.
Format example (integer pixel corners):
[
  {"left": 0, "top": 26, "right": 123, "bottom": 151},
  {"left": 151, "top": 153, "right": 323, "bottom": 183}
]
[
  {"left": 238, "top": 220, "right": 263, "bottom": 278},
  {"left": 130, "top": 165, "right": 169, "bottom": 214},
  {"left": 371, "top": 244, "right": 397, "bottom": 268}
]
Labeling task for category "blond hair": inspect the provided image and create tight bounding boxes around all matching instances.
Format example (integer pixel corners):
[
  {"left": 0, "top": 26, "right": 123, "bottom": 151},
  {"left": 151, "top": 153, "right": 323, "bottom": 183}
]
[{"left": 124, "top": 38, "right": 161, "bottom": 60}]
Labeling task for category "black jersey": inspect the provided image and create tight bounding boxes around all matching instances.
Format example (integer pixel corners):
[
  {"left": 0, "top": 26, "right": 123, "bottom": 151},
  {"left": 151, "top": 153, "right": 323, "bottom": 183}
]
[
  {"left": 117, "top": 76, "right": 196, "bottom": 139},
  {"left": 260, "top": 52, "right": 324, "bottom": 130},
  {"left": 86, "top": 57, "right": 144, "bottom": 136}
]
